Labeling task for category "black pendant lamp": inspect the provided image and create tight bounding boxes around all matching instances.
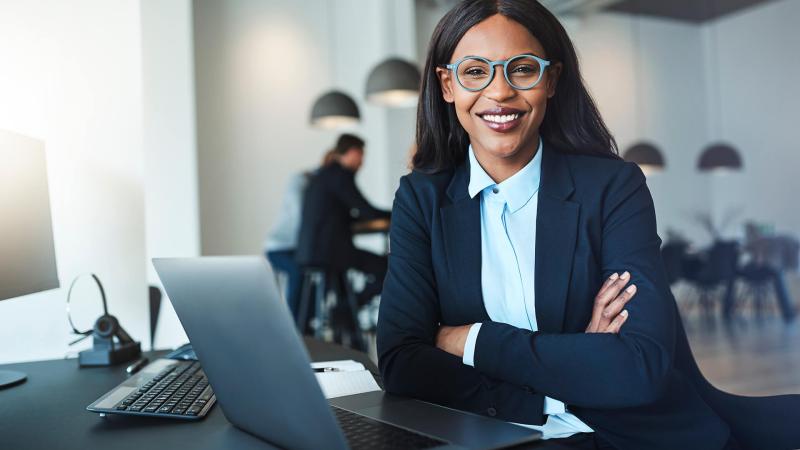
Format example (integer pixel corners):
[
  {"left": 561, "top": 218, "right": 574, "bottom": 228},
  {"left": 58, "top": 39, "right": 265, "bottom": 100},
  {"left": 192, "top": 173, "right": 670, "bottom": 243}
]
[
  {"left": 309, "top": 1, "right": 360, "bottom": 129},
  {"left": 310, "top": 90, "right": 360, "bottom": 129},
  {"left": 365, "top": 57, "right": 421, "bottom": 107},
  {"left": 623, "top": 142, "right": 665, "bottom": 175},
  {"left": 698, "top": 143, "right": 742, "bottom": 172}
]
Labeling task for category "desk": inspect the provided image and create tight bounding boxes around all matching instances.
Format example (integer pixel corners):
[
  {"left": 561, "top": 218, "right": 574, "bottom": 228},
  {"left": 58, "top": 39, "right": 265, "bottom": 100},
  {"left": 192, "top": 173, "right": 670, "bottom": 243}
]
[
  {"left": 0, "top": 338, "right": 377, "bottom": 450},
  {"left": 0, "top": 339, "right": 558, "bottom": 450}
]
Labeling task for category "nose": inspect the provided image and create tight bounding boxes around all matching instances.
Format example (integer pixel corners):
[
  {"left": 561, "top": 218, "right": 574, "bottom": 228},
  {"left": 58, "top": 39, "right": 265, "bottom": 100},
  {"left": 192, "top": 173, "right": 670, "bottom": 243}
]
[{"left": 482, "top": 64, "right": 516, "bottom": 103}]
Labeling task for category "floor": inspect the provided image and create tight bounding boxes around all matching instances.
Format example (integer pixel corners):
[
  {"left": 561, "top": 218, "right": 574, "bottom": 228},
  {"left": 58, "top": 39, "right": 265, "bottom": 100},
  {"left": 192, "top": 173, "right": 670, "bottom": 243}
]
[{"left": 684, "top": 311, "right": 800, "bottom": 397}]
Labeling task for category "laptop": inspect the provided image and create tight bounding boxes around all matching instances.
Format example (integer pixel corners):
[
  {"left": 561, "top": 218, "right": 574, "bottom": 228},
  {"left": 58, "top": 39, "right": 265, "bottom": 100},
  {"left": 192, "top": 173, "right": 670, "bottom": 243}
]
[{"left": 153, "top": 256, "right": 541, "bottom": 450}]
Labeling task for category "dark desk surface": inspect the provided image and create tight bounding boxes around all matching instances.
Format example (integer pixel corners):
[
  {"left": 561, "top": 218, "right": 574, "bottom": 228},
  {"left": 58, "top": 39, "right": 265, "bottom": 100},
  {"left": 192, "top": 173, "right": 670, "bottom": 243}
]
[
  {"left": 0, "top": 338, "right": 378, "bottom": 450},
  {"left": 0, "top": 340, "right": 556, "bottom": 450}
]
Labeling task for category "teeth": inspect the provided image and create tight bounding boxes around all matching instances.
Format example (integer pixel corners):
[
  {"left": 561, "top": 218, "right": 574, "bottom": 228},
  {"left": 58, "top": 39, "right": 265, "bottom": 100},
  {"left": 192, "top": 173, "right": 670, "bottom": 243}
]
[{"left": 483, "top": 113, "right": 519, "bottom": 123}]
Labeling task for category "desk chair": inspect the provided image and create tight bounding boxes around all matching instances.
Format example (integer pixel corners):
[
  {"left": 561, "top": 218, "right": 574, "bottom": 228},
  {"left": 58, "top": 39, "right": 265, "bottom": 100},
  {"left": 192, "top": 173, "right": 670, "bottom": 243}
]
[
  {"left": 683, "top": 241, "right": 740, "bottom": 320},
  {"left": 297, "top": 266, "right": 366, "bottom": 351}
]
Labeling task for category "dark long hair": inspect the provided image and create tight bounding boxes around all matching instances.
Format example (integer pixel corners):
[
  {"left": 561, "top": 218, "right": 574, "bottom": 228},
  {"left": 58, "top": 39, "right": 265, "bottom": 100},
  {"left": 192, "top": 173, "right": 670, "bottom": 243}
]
[{"left": 413, "top": 0, "right": 619, "bottom": 171}]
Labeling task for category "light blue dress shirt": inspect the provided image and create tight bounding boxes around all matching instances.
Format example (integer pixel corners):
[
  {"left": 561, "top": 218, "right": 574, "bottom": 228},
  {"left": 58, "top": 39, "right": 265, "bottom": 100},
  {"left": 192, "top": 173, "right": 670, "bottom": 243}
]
[{"left": 462, "top": 139, "right": 593, "bottom": 439}]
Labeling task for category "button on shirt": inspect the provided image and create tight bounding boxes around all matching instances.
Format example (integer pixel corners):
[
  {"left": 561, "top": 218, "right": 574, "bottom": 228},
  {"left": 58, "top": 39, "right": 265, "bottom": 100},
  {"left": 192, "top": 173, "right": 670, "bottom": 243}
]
[{"left": 462, "top": 140, "right": 593, "bottom": 439}]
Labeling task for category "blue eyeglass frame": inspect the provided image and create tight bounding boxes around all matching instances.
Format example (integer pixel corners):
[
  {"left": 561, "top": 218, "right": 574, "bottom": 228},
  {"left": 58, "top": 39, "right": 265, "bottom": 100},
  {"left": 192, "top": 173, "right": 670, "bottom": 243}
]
[{"left": 441, "top": 53, "right": 552, "bottom": 92}]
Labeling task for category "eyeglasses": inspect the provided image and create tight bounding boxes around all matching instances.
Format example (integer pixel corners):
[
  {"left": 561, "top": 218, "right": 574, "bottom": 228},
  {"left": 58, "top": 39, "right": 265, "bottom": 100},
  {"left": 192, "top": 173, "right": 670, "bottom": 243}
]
[{"left": 441, "top": 54, "right": 551, "bottom": 92}]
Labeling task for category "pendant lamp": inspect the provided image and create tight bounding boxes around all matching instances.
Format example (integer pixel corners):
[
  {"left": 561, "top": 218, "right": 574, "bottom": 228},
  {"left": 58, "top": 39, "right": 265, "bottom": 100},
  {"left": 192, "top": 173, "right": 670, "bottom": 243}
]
[
  {"left": 623, "top": 142, "right": 665, "bottom": 175},
  {"left": 309, "top": 1, "right": 360, "bottom": 129},
  {"left": 310, "top": 91, "right": 360, "bottom": 129},
  {"left": 365, "top": 57, "right": 420, "bottom": 107},
  {"left": 698, "top": 143, "right": 742, "bottom": 172}
]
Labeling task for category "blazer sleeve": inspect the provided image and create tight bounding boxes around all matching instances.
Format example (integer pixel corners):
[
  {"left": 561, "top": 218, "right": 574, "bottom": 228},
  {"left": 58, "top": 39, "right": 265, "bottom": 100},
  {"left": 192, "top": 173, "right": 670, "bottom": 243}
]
[
  {"left": 472, "top": 163, "right": 676, "bottom": 409},
  {"left": 377, "top": 176, "right": 547, "bottom": 424},
  {"left": 331, "top": 168, "right": 391, "bottom": 221}
]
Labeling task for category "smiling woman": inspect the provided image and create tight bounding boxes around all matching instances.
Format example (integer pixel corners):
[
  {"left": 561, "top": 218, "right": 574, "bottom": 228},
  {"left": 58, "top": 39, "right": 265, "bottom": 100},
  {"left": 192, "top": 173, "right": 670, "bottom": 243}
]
[{"left": 377, "top": 1, "right": 800, "bottom": 450}]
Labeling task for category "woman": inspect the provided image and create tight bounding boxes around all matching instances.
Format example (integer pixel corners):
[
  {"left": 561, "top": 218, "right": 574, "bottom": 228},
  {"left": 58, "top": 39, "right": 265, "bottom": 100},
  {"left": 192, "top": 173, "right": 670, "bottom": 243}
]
[{"left": 376, "top": 1, "right": 800, "bottom": 449}]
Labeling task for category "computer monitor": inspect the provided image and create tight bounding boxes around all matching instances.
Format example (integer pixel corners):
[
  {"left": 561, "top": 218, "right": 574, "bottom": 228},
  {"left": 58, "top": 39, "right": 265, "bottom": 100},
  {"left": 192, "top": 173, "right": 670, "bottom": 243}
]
[{"left": 0, "top": 130, "right": 59, "bottom": 387}]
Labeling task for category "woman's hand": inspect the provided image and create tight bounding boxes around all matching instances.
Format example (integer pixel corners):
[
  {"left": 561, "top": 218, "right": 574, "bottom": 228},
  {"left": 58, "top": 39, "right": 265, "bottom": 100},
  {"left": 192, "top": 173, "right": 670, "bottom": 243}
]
[
  {"left": 585, "top": 271, "right": 637, "bottom": 333},
  {"left": 436, "top": 324, "right": 472, "bottom": 358}
]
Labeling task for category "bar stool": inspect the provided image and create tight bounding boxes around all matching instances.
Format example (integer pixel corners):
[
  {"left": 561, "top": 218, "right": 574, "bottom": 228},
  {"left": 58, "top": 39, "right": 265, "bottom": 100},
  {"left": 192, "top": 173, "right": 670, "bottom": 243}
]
[{"left": 296, "top": 266, "right": 366, "bottom": 351}]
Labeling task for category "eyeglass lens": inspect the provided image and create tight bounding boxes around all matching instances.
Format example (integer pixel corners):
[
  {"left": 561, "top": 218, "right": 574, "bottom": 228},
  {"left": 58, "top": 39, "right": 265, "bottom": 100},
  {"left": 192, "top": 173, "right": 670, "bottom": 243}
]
[{"left": 456, "top": 56, "right": 543, "bottom": 91}]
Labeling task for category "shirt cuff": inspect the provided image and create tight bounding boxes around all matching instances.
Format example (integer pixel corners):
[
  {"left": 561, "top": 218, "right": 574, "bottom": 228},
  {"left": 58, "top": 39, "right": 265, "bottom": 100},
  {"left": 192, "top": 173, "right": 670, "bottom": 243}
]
[
  {"left": 462, "top": 323, "right": 482, "bottom": 367},
  {"left": 544, "top": 396, "right": 567, "bottom": 415}
]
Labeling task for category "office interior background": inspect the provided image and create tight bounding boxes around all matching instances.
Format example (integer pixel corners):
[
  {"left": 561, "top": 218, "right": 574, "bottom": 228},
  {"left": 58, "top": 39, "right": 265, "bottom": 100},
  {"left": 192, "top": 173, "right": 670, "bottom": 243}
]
[{"left": 1, "top": 0, "right": 799, "bottom": 396}]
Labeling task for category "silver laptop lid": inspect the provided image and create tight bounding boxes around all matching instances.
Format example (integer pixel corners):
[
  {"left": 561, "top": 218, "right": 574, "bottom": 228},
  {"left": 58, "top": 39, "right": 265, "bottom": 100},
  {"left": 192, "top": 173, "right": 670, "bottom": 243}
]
[{"left": 153, "top": 256, "right": 348, "bottom": 450}]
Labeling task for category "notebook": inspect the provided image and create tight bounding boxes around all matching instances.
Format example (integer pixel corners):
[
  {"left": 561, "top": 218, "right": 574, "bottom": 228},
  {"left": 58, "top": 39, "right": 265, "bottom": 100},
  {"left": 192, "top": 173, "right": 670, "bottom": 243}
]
[{"left": 312, "top": 360, "right": 381, "bottom": 399}]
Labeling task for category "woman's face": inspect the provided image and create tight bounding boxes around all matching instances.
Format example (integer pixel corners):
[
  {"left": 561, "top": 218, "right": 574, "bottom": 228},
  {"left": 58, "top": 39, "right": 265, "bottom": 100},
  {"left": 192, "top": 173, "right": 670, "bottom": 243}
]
[{"left": 437, "top": 14, "right": 560, "bottom": 163}]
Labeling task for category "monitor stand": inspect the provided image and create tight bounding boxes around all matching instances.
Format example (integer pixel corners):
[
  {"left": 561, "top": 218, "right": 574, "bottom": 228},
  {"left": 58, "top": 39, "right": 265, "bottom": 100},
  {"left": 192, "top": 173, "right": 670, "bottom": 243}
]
[{"left": 0, "top": 370, "right": 27, "bottom": 389}]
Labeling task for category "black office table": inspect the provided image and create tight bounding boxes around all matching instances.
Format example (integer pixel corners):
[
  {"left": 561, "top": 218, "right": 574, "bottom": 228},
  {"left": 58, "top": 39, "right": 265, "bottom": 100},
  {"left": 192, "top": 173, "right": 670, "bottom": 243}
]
[
  {"left": 1, "top": 339, "right": 558, "bottom": 450},
  {"left": 0, "top": 338, "right": 379, "bottom": 450}
]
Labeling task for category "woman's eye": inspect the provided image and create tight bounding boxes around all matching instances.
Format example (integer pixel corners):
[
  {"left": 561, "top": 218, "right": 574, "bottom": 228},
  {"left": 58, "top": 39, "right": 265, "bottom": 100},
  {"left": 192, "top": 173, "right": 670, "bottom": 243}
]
[
  {"left": 511, "top": 65, "right": 537, "bottom": 74},
  {"left": 463, "top": 67, "right": 488, "bottom": 78}
]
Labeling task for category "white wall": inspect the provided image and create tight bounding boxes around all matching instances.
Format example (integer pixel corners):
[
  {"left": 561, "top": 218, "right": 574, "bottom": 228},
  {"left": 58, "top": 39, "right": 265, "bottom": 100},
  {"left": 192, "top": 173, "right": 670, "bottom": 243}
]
[
  {"left": 563, "top": 13, "right": 712, "bottom": 244},
  {"left": 0, "top": 0, "right": 148, "bottom": 363},
  {"left": 141, "top": 0, "right": 198, "bottom": 349},
  {"left": 193, "top": 0, "right": 417, "bottom": 256},
  {"left": 702, "top": 0, "right": 800, "bottom": 239}
]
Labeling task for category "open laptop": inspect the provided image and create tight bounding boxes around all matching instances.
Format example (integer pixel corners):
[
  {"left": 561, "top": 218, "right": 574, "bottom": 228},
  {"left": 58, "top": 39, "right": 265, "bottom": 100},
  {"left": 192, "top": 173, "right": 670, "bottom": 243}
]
[{"left": 153, "top": 256, "right": 541, "bottom": 450}]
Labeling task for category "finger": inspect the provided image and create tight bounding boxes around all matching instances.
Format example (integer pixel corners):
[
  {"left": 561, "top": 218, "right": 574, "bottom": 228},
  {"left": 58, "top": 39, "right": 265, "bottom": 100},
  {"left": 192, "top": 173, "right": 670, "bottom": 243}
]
[
  {"left": 602, "top": 284, "right": 637, "bottom": 320},
  {"left": 604, "top": 310, "right": 629, "bottom": 333},
  {"left": 593, "top": 271, "right": 631, "bottom": 312},
  {"left": 587, "top": 272, "right": 624, "bottom": 332},
  {"left": 598, "top": 272, "right": 620, "bottom": 294}
]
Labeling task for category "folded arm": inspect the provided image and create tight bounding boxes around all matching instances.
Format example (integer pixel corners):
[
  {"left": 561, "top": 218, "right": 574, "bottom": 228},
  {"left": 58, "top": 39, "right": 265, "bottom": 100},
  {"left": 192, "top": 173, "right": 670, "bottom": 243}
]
[{"left": 470, "top": 163, "right": 676, "bottom": 409}]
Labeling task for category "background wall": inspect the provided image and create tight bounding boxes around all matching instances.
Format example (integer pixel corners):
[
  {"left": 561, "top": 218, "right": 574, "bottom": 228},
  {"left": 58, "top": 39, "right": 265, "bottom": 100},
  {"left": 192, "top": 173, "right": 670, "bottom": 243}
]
[
  {"left": 193, "top": 0, "right": 417, "bottom": 256},
  {"left": 0, "top": 0, "right": 148, "bottom": 364},
  {"left": 141, "top": 0, "right": 199, "bottom": 349},
  {"left": 702, "top": 0, "right": 800, "bottom": 240}
]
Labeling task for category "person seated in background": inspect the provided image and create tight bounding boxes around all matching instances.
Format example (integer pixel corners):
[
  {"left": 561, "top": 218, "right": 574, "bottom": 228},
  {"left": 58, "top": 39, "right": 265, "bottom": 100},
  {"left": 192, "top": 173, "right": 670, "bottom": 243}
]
[
  {"left": 295, "top": 133, "right": 391, "bottom": 309},
  {"left": 264, "top": 150, "right": 336, "bottom": 319}
]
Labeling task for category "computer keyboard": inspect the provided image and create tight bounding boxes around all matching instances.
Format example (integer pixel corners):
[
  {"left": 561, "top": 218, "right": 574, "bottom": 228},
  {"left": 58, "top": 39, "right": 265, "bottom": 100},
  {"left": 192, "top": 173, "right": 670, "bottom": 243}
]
[
  {"left": 333, "top": 406, "right": 446, "bottom": 450},
  {"left": 87, "top": 360, "right": 215, "bottom": 420}
]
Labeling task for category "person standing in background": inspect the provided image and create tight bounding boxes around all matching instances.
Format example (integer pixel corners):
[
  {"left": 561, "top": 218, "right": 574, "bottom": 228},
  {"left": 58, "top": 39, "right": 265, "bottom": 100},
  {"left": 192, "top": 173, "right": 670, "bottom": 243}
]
[{"left": 265, "top": 150, "right": 336, "bottom": 319}]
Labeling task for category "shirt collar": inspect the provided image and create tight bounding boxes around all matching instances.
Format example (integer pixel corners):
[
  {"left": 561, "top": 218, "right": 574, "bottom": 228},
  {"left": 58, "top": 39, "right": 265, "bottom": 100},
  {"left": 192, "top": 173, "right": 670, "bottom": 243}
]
[{"left": 467, "top": 138, "right": 543, "bottom": 213}]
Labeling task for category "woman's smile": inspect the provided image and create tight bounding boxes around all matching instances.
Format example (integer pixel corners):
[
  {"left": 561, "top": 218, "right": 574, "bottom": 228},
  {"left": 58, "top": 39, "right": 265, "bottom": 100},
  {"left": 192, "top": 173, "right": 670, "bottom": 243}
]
[{"left": 475, "top": 106, "right": 527, "bottom": 132}]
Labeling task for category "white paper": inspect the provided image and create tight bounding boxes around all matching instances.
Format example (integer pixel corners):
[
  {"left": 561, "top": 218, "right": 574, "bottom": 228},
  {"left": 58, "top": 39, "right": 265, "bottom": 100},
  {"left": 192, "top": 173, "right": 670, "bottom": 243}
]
[
  {"left": 315, "top": 370, "right": 381, "bottom": 399},
  {"left": 310, "top": 359, "right": 366, "bottom": 372}
]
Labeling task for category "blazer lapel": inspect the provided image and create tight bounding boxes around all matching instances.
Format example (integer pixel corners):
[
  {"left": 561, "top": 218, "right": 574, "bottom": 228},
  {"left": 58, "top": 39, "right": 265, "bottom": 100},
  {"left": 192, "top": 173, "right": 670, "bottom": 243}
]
[
  {"left": 535, "top": 147, "right": 580, "bottom": 333},
  {"left": 440, "top": 161, "right": 489, "bottom": 322}
]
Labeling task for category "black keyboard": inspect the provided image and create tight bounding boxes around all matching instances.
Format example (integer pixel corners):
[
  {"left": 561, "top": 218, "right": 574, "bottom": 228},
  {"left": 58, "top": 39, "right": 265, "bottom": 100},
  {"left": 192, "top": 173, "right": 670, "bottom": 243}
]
[
  {"left": 87, "top": 360, "right": 215, "bottom": 420},
  {"left": 333, "top": 406, "right": 446, "bottom": 450}
]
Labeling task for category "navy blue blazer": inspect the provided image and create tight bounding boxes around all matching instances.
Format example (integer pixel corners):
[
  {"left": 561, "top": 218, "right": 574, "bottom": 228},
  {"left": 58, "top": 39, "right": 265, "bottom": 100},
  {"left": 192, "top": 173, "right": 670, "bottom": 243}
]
[{"left": 377, "top": 145, "right": 800, "bottom": 450}]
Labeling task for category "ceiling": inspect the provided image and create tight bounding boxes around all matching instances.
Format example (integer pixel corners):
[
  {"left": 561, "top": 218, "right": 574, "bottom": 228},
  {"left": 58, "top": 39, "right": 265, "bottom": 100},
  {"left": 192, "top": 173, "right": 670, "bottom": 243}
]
[
  {"left": 605, "top": 0, "right": 777, "bottom": 23},
  {"left": 418, "top": 0, "right": 777, "bottom": 24}
]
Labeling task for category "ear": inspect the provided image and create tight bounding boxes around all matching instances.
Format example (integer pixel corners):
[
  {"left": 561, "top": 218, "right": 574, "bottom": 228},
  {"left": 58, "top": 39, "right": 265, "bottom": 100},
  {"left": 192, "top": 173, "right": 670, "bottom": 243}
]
[
  {"left": 546, "top": 62, "right": 562, "bottom": 98},
  {"left": 436, "top": 67, "right": 456, "bottom": 103}
]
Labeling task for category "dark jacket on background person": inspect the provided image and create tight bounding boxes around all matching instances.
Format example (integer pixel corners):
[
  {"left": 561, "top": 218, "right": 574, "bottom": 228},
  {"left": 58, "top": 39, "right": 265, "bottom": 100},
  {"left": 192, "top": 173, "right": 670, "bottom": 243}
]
[
  {"left": 377, "top": 144, "right": 800, "bottom": 450},
  {"left": 296, "top": 161, "right": 390, "bottom": 270}
]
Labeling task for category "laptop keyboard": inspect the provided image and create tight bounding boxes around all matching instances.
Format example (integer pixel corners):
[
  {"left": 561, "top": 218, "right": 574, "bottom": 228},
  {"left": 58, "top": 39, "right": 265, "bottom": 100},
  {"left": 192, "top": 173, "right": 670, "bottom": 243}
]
[{"left": 333, "top": 406, "right": 446, "bottom": 449}]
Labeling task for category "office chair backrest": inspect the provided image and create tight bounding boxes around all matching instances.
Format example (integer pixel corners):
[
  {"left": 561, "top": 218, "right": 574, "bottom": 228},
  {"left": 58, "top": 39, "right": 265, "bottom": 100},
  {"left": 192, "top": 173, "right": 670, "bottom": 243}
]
[
  {"left": 706, "top": 241, "right": 740, "bottom": 282},
  {"left": 661, "top": 241, "right": 688, "bottom": 284}
]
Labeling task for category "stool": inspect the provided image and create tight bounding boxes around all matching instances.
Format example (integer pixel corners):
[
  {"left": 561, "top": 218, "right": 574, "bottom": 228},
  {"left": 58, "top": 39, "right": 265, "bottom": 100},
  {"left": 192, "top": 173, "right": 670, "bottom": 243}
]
[{"left": 296, "top": 266, "right": 366, "bottom": 351}]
